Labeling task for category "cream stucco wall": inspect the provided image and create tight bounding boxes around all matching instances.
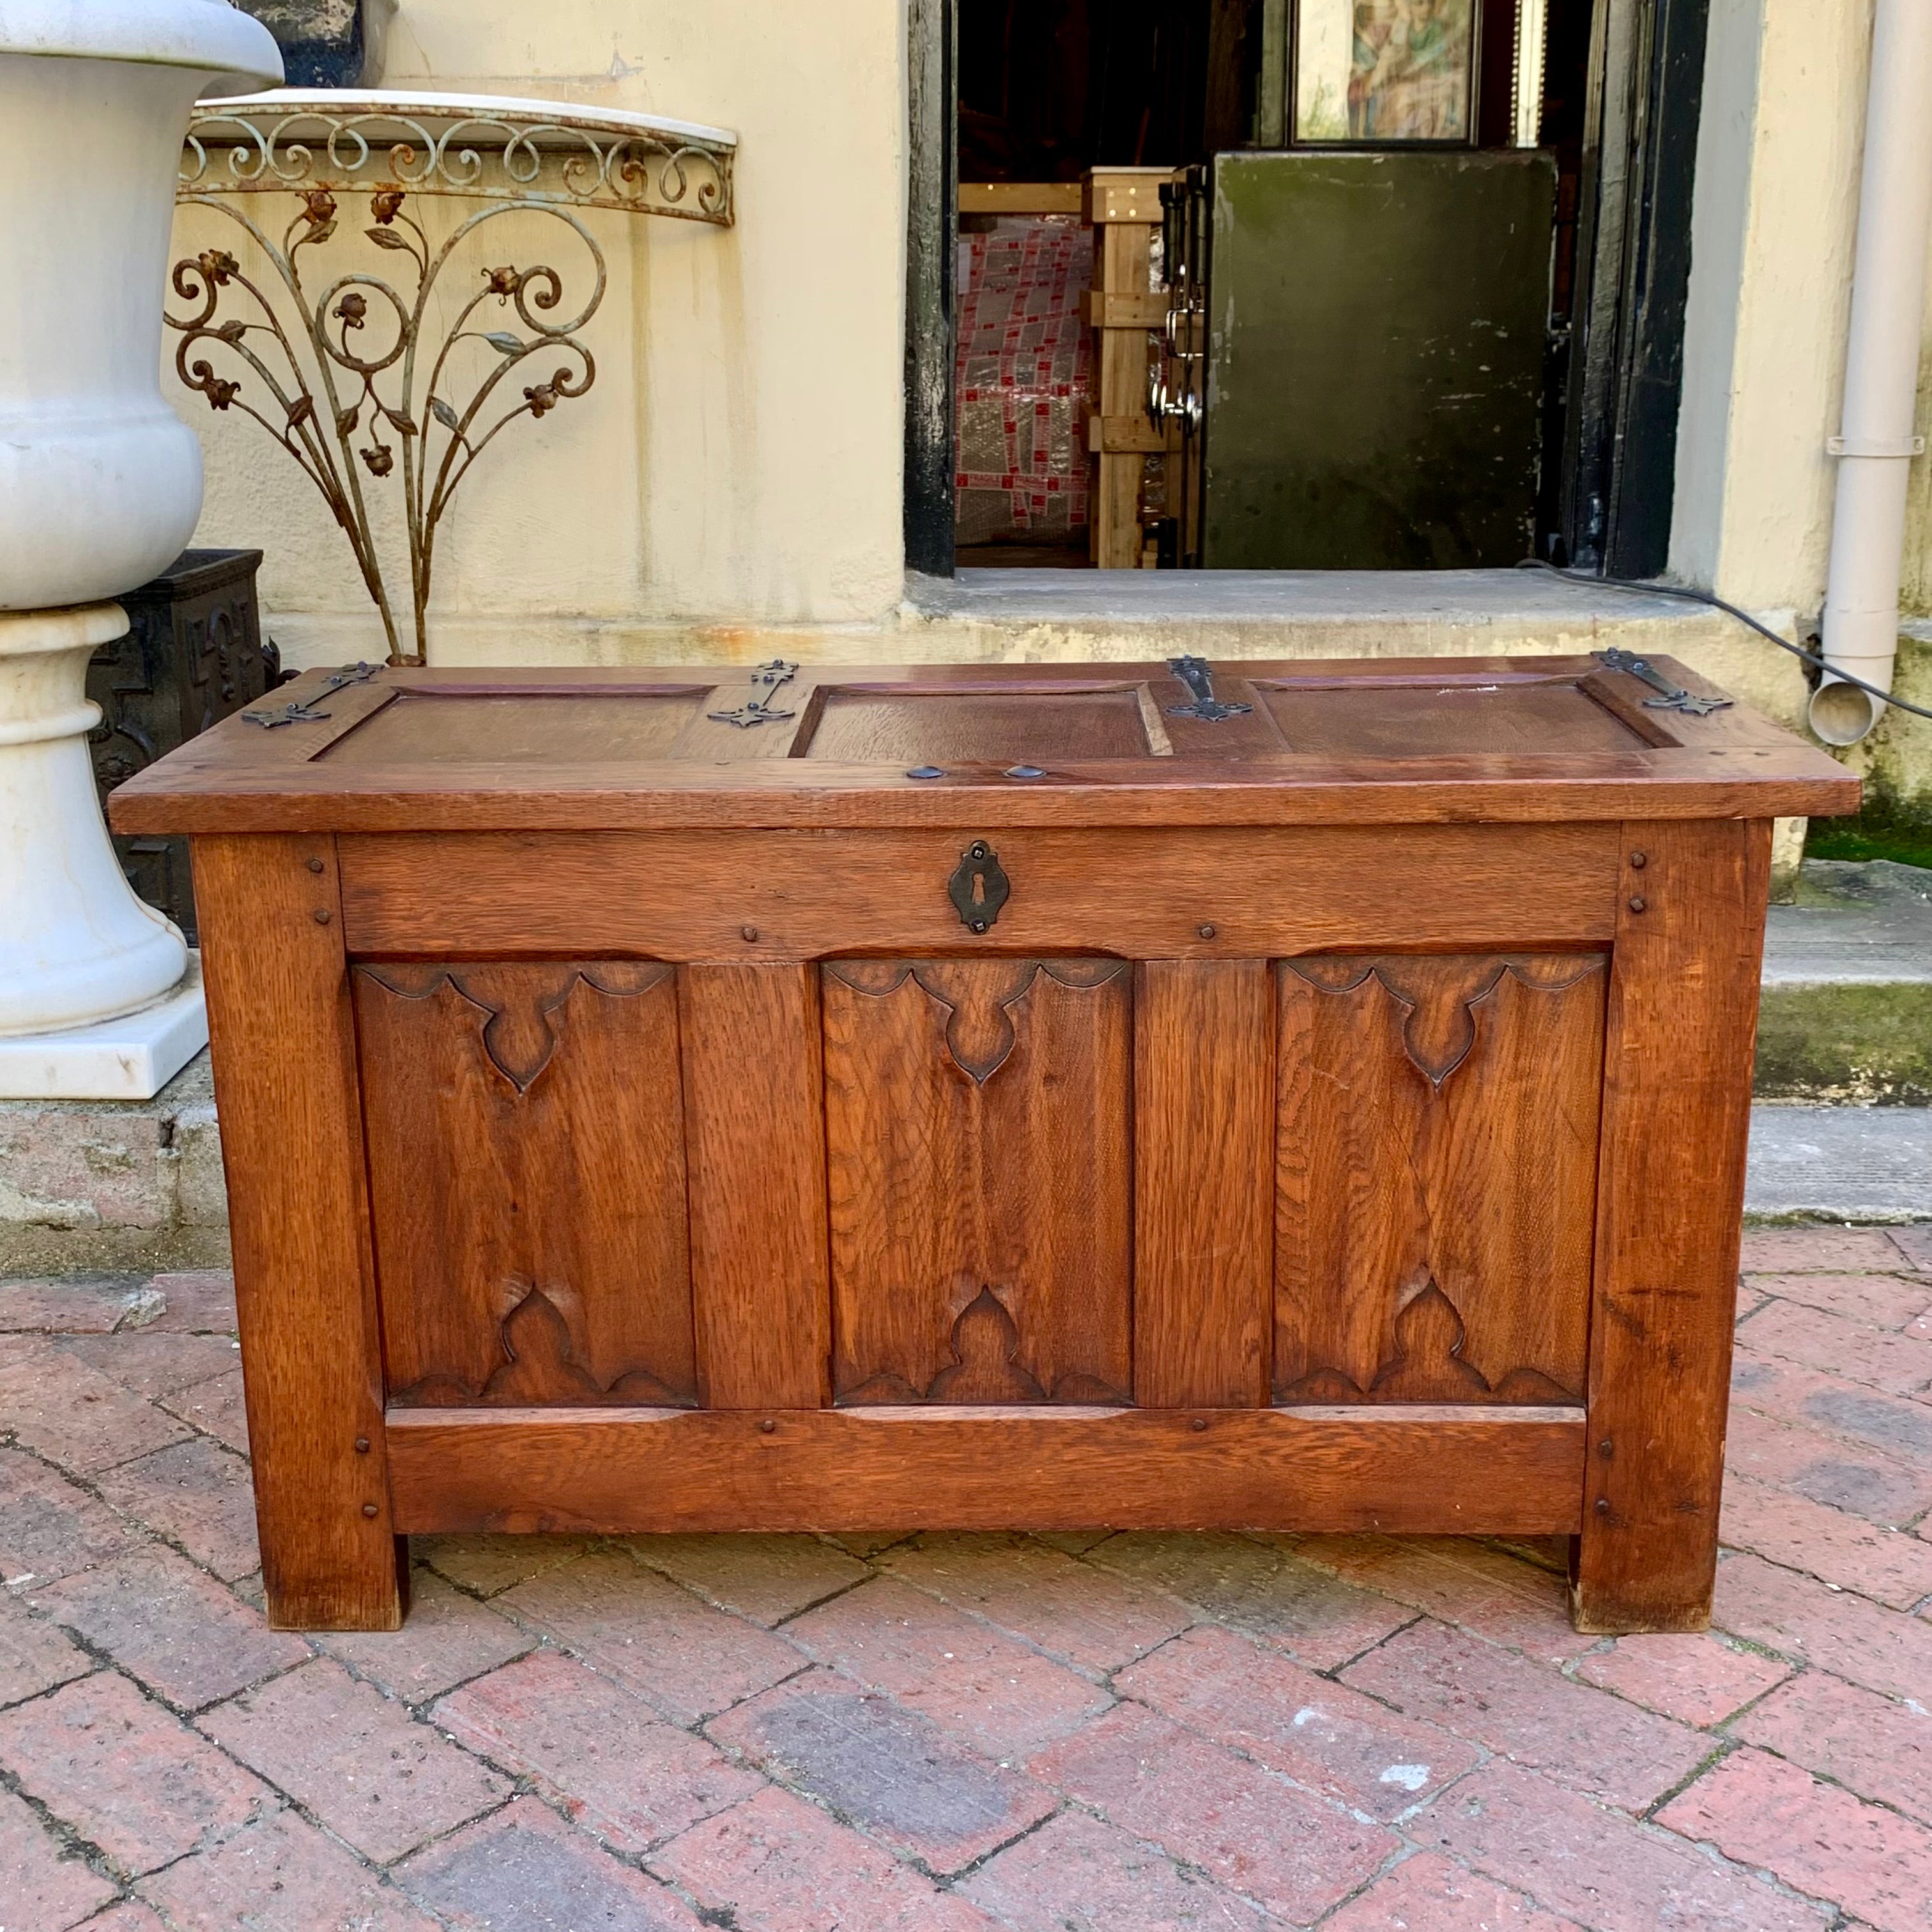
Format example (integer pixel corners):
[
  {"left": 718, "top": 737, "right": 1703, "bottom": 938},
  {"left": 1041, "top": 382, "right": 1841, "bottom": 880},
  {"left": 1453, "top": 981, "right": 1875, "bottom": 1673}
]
[
  {"left": 1670, "top": 0, "right": 1931, "bottom": 808},
  {"left": 1670, "top": 0, "right": 1872, "bottom": 612},
  {"left": 174, "top": 0, "right": 910, "bottom": 664}
]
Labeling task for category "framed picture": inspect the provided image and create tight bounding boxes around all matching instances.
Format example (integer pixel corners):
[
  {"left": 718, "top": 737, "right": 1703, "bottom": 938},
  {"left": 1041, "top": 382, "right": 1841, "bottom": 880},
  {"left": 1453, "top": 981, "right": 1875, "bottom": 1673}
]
[{"left": 1292, "top": 0, "right": 1480, "bottom": 146}]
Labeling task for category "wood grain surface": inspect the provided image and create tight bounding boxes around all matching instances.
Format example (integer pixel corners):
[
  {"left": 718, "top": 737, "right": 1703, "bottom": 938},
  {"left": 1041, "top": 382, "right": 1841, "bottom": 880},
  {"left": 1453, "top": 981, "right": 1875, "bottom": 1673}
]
[
  {"left": 193, "top": 835, "right": 406, "bottom": 1630},
  {"left": 334, "top": 824, "right": 1624, "bottom": 961},
  {"left": 1134, "top": 960, "right": 1276, "bottom": 1406},
  {"left": 682, "top": 964, "right": 832, "bottom": 1409},
  {"left": 353, "top": 963, "right": 697, "bottom": 1409},
  {"left": 1572, "top": 819, "right": 1772, "bottom": 1632},
  {"left": 385, "top": 1404, "right": 1586, "bottom": 1535},
  {"left": 824, "top": 960, "right": 1133, "bottom": 1405},
  {"left": 1275, "top": 955, "right": 1606, "bottom": 1404}
]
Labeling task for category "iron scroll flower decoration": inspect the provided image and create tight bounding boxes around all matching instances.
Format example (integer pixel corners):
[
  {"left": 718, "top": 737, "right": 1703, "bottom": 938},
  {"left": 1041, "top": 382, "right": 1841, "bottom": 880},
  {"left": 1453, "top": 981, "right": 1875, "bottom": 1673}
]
[{"left": 169, "top": 95, "right": 737, "bottom": 666}]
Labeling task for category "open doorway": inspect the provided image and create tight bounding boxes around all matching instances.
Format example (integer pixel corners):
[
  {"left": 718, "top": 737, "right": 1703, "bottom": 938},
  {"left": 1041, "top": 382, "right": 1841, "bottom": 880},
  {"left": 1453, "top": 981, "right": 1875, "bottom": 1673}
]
[
  {"left": 950, "top": 3, "right": 1233, "bottom": 569},
  {"left": 907, "top": 1, "right": 1711, "bottom": 579}
]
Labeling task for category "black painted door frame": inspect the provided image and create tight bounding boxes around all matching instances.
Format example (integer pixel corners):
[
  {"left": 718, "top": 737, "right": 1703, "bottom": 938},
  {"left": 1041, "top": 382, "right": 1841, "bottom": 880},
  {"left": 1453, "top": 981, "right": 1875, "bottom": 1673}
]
[
  {"left": 905, "top": 0, "right": 958, "bottom": 578},
  {"left": 1558, "top": 0, "right": 1710, "bottom": 576},
  {"left": 902, "top": 0, "right": 1708, "bottom": 579}
]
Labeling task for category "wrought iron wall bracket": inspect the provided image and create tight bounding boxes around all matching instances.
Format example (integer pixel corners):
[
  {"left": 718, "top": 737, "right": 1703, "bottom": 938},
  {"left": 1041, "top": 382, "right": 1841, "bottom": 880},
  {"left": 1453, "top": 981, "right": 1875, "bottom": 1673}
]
[{"left": 171, "top": 92, "right": 737, "bottom": 670}]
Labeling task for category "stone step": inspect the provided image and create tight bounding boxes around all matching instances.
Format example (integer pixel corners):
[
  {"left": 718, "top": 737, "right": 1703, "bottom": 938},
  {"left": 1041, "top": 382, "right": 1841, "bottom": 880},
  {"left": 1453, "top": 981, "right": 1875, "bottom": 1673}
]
[
  {"left": 1745, "top": 1105, "right": 1932, "bottom": 1223},
  {"left": 1758, "top": 860, "right": 1932, "bottom": 1106}
]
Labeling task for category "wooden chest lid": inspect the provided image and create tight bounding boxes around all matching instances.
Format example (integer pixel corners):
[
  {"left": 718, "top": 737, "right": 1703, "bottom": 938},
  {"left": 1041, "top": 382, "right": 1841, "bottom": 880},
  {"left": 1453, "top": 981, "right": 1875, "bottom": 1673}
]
[{"left": 109, "top": 653, "right": 1859, "bottom": 834}]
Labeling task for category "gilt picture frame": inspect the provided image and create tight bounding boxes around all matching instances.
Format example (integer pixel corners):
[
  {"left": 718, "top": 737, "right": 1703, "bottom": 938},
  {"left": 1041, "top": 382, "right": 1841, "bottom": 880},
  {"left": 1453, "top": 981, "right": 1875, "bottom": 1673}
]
[{"left": 1292, "top": 0, "right": 1482, "bottom": 146}]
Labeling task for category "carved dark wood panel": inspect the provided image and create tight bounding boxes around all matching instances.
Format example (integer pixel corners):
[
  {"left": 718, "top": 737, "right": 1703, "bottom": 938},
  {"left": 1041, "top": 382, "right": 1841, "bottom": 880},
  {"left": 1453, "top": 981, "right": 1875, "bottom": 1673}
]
[
  {"left": 1275, "top": 954, "right": 1607, "bottom": 1406},
  {"left": 355, "top": 962, "right": 697, "bottom": 1407},
  {"left": 823, "top": 958, "right": 1133, "bottom": 1406}
]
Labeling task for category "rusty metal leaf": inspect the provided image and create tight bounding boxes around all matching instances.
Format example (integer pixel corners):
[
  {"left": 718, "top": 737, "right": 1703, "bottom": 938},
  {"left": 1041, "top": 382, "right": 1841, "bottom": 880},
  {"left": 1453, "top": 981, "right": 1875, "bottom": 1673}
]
[
  {"left": 431, "top": 397, "right": 459, "bottom": 431},
  {"left": 367, "top": 227, "right": 412, "bottom": 251},
  {"left": 215, "top": 319, "right": 247, "bottom": 343},
  {"left": 335, "top": 405, "right": 359, "bottom": 437},
  {"left": 304, "top": 218, "right": 338, "bottom": 245},
  {"left": 482, "top": 332, "right": 524, "bottom": 356},
  {"left": 286, "top": 396, "right": 315, "bottom": 427},
  {"left": 383, "top": 408, "right": 419, "bottom": 436}
]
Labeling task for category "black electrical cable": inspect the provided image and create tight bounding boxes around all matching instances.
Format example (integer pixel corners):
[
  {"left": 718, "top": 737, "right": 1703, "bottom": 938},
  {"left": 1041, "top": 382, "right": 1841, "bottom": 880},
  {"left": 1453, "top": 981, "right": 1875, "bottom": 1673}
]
[{"left": 1514, "top": 557, "right": 1932, "bottom": 725}]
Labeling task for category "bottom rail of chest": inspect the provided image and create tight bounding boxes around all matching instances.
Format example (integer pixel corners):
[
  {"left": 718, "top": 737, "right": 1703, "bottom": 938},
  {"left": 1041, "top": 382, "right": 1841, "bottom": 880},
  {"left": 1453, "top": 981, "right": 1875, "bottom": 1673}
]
[{"left": 383, "top": 1403, "right": 1586, "bottom": 1538}]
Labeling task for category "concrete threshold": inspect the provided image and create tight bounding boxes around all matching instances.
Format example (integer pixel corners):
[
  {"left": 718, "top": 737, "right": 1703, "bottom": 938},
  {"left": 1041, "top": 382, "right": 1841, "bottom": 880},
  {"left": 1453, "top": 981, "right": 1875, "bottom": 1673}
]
[
  {"left": 912, "top": 564, "right": 1706, "bottom": 628},
  {"left": 897, "top": 566, "right": 1811, "bottom": 724}
]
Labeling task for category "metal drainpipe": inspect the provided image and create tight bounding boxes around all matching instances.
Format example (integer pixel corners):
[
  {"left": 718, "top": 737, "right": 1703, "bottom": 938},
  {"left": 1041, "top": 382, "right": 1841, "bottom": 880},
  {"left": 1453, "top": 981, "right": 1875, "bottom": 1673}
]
[{"left": 1813, "top": 0, "right": 1932, "bottom": 746}]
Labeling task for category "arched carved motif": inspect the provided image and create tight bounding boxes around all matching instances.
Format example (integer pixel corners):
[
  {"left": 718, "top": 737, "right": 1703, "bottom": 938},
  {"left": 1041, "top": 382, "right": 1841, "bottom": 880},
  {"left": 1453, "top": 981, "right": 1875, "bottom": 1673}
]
[
  {"left": 391, "top": 1282, "right": 690, "bottom": 1408},
  {"left": 1276, "top": 953, "right": 1605, "bottom": 1406},
  {"left": 827, "top": 958, "right": 1127, "bottom": 1085},
  {"left": 1279, "top": 1278, "right": 1579, "bottom": 1405},
  {"left": 841, "top": 1285, "right": 1129, "bottom": 1406},
  {"left": 1283, "top": 954, "right": 1604, "bottom": 1089},
  {"left": 825, "top": 957, "right": 1133, "bottom": 1407},
  {"left": 358, "top": 962, "right": 670, "bottom": 1092},
  {"left": 355, "top": 960, "right": 696, "bottom": 1409}
]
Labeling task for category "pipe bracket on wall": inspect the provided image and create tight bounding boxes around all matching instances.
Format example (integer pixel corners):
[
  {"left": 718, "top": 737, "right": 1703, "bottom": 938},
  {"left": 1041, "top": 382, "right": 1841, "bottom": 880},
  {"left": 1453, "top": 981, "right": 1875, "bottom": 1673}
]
[{"left": 1827, "top": 436, "right": 1925, "bottom": 459}]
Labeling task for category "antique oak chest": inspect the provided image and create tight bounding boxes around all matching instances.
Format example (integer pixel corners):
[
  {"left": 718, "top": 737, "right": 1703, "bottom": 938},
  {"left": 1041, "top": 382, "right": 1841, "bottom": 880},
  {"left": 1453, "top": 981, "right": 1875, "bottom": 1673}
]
[{"left": 110, "top": 652, "right": 1857, "bottom": 1634}]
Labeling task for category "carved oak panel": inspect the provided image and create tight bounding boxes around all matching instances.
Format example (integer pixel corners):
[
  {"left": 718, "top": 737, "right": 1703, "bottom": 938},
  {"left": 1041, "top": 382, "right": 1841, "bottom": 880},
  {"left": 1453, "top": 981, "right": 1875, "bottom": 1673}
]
[
  {"left": 355, "top": 962, "right": 697, "bottom": 1407},
  {"left": 1275, "top": 953, "right": 1607, "bottom": 1406},
  {"left": 823, "top": 958, "right": 1133, "bottom": 1406}
]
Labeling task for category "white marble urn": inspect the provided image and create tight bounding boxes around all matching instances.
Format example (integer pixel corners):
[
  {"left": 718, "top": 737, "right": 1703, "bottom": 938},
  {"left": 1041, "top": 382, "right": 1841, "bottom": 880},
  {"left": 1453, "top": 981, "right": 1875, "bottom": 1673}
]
[{"left": 0, "top": 3, "right": 280, "bottom": 1083}]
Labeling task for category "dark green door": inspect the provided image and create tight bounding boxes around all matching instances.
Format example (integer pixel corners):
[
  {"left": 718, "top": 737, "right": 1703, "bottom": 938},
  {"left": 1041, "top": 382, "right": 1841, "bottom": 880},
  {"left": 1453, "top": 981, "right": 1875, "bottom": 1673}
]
[{"left": 1202, "top": 150, "right": 1558, "bottom": 569}]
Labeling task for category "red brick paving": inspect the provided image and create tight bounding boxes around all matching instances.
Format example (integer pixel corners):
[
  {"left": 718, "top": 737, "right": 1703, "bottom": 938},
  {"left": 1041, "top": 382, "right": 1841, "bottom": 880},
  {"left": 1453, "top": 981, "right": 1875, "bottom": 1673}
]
[
  {"left": 1322, "top": 1850, "right": 1577, "bottom": 1931},
  {"left": 707, "top": 1666, "right": 1055, "bottom": 1876},
  {"left": 0, "top": 1587, "right": 91, "bottom": 1707},
  {"left": 625, "top": 1531, "right": 871, "bottom": 1627},
  {"left": 1740, "top": 1300, "right": 1932, "bottom": 1395},
  {"left": 199, "top": 1659, "right": 510, "bottom": 1865},
  {"left": 135, "top": 1807, "right": 441, "bottom": 1931},
  {"left": 399, "top": 1796, "right": 703, "bottom": 1930},
  {"left": 1732, "top": 1669, "right": 1932, "bottom": 1825},
  {"left": 957, "top": 1806, "right": 1273, "bottom": 1929},
  {"left": 1340, "top": 1616, "right": 1714, "bottom": 1813},
  {"left": 1568, "top": 1627, "right": 1795, "bottom": 1726},
  {"left": 1084, "top": 1529, "right": 1416, "bottom": 1671},
  {"left": 80, "top": 1903, "right": 168, "bottom": 1932},
  {"left": 498, "top": 1548, "right": 808, "bottom": 1726},
  {"left": 1744, "top": 1269, "right": 1932, "bottom": 1330},
  {"left": 649, "top": 1784, "right": 998, "bottom": 1929},
  {"left": 154, "top": 1365, "right": 249, "bottom": 1457},
  {"left": 1657, "top": 1746, "right": 1932, "bottom": 1932},
  {"left": 785, "top": 1574, "right": 1111, "bottom": 1759},
  {"left": 1029, "top": 1701, "right": 1396, "bottom": 1921},
  {"left": 1116, "top": 1621, "right": 1480, "bottom": 1819},
  {"left": 0, "top": 1671, "right": 271, "bottom": 1876},
  {"left": 435, "top": 1647, "right": 761, "bottom": 1855},
  {"left": 0, "top": 1234, "right": 1929, "bottom": 1925},
  {"left": 1723, "top": 1400, "right": 1932, "bottom": 1526},
  {"left": 0, "top": 1346, "right": 190, "bottom": 1475},
  {"left": 0, "top": 1779, "right": 118, "bottom": 1928},
  {"left": 314, "top": 1565, "right": 532, "bottom": 1705},
  {"left": 27, "top": 1545, "right": 306, "bottom": 1712},
  {"left": 93, "top": 1436, "right": 259, "bottom": 1581},
  {"left": 52, "top": 1330, "right": 238, "bottom": 1400},
  {"left": 878, "top": 1529, "right": 1193, "bottom": 1671}
]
